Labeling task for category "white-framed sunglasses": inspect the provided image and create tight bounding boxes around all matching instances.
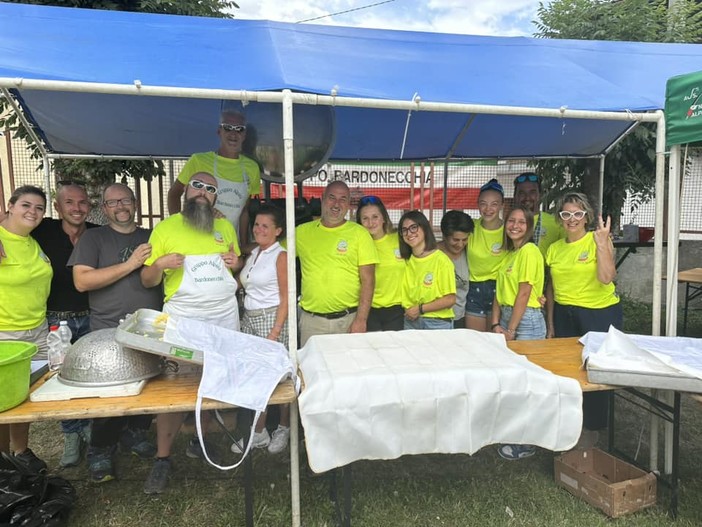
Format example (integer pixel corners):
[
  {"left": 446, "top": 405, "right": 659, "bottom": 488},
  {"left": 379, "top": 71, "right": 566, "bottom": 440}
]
[
  {"left": 189, "top": 179, "right": 218, "bottom": 195},
  {"left": 559, "top": 210, "right": 587, "bottom": 221},
  {"left": 219, "top": 123, "right": 247, "bottom": 133}
]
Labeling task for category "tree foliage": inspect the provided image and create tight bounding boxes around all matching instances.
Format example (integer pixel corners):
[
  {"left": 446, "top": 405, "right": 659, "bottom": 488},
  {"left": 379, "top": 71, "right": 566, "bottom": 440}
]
[
  {"left": 0, "top": 0, "right": 237, "bottom": 193},
  {"left": 532, "top": 0, "right": 702, "bottom": 226}
]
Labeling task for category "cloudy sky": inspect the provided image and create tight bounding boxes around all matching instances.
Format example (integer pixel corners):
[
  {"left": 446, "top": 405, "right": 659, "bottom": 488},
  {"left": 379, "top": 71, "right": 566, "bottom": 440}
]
[{"left": 233, "top": 0, "right": 543, "bottom": 37}]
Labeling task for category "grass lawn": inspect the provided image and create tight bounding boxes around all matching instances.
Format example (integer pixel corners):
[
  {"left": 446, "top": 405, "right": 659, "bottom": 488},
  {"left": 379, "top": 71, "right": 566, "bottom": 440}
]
[{"left": 25, "top": 297, "right": 702, "bottom": 526}]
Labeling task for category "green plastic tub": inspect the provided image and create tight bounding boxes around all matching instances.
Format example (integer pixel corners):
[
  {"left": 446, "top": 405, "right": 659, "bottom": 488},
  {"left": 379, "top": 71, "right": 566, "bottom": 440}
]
[{"left": 0, "top": 341, "right": 38, "bottom": 412}]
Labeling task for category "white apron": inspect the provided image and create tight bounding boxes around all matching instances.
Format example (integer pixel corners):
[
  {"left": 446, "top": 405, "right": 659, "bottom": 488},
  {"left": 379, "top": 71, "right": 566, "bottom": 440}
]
[
  {"left": 213, "top": 153, "right": 250, "bottom": 235},
  {"left": 164, "top": 254, "right": 240, "bottom": 331}
]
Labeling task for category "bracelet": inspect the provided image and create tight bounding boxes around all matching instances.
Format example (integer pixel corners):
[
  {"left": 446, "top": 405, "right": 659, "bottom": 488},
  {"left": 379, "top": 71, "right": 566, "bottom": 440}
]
[
  {"left": 419, "top": 304, "right": 424, "bottom": 315},
  {"left": 272, "top": 325, "right": 283, "bottom": 331},
  {"left": 490, "top": 323, "right": 500, "bottom": 329},
  {"left": 506, "top": 328, "right": 515, "bottom": 335}
]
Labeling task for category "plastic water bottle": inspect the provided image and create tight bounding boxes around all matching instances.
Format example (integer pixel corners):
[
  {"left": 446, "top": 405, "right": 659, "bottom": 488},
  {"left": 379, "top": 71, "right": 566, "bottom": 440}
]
[
  {"left": 57, "top": 321, "right": 73, "bottom": 364},
  {"left": 47, "top": 325, "right": 62, "bottom": 371}
]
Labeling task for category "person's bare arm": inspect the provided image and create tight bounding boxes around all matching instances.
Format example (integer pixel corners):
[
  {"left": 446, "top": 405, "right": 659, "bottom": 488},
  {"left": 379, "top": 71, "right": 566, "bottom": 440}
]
[
  {"left": 167, "top": 180, "right": 185, "bottom": 215},
  {"left": 238, "top": 198, "right": 252, "bottom": 249},
  {"left": 501, "top": 282, "right": 532, "bottom": 341},
  {"left": 418, "top": 294, "right": 456, "bottom": 315},
  {"left": 594, "top": 215, "right": 616, "bottom": 284},
  {"left": 140, "top": 253, "right": 184, "bottom": 288},
  {"left": 268, "top": 251, "right": 289, "bottom": 341},
  {"left": 73, "top": 243, "right": 152, "bottom": 292},
  {"left": 349, "top": 264, "right": 375, "bottom": 333}
]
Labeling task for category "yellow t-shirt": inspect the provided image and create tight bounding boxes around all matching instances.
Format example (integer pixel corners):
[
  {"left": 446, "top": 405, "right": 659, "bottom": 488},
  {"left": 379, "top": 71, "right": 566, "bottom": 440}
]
[
  {"left": 178, "top": 151, "right": 261, "bottom": 195},
  {"left": 467, "top": 219, "right": 506, "bottom": 281},
  {"left": 401, "top": 250, "right": 456, "bottom": 319},
  {"left": 496, "top": 243, "right": 544, "bottom": 309},
  {"left": 144, "top": 214, "right": 239, "bottom": 302},
  {"left": 534, "top": 212, "right": 565, "bottom": 256},
  {"left": 372, "top": 233, "right": 405, "bottom": 309},
  {"left": 296, "top": 220, "right": 379, "bottom": 313},
  {"left": 0, "top": 226, "right": 53, "bottom": 330},
  {"left": 546, "top": 231, "right": 619, "bottom": 309}
]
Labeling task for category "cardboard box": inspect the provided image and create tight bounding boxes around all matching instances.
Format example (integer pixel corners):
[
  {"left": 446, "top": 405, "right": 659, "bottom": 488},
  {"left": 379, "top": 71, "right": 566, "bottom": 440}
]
[{"left": 554, "top": 448, "right": 656, "bottom": 518}]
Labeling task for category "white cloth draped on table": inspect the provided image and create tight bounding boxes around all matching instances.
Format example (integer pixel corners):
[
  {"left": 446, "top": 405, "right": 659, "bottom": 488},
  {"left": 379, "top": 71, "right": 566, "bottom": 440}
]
[{"left": 298, "top": 329, "right": 582, "bottom": 473}]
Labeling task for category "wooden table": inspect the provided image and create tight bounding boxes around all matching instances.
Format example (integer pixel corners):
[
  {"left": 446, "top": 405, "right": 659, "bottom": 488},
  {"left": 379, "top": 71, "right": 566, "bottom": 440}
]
[
  {"left": 506, "top": 337, "right": 611, "bottom": 392},
  {"left": 675, "top": 268, "right": 702, "bottom": 335},
  {"left": 0, "top": 372, "right": 297, "bottom": 424},
  {"left": 0, "top": 372, "right": 298, "bottom": 527}
]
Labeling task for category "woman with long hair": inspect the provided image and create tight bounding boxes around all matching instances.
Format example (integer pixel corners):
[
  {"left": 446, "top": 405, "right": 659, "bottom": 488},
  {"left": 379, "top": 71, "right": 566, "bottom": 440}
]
[
  {"left": 491, "top": 206, "right": 546, "bottom": 342},
  {"left": 398, "top": 210, "right": 456, "bottom": 330},
  {"left": 356, "top": 196, "right": 405, "bottom": 331},
  {"left": 0, "top": 185, "right": 52, "bottom": 472}
]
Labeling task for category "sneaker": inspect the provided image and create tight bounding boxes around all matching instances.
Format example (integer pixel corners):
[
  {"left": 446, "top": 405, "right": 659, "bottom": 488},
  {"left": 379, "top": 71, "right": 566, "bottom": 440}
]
[
  {"left": 60, "top": 432, "right": 83, "bottom": 468},
  {"left": 13, "top": 448, "right": 48, "bottom": 474},
  {"left": 268, "top": 426, "right": 290, "bottom": 454},
  {"left": 120, "top": 428, "right": 156, "bottom": 459},
  {"left": 87, "top": 446, "right": 115, "bottom": 483},
  {"left": 185, "top": 436, "right": 219, "bottom": 460},
  {"left": 80, "top": 423, "right": 92, "bottom": 445},
  {"left": 497, "top": 444, "right": 536, "bottom": 460},
  {"left": 230, "top": 429, "right": 271, "bottom": 454},
  {"left": 144, "top": 458, "right": 171, "bottom": 495}
]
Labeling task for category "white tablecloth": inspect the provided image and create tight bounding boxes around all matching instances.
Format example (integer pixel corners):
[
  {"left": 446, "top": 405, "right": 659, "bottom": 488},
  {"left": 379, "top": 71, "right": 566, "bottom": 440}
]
[{"left": 298, "top": 329, "right": 582, "bottom": 473}]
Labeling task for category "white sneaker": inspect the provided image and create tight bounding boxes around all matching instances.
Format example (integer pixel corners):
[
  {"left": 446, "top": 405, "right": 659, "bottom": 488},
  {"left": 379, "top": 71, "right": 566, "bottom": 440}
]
[
  {"left": 230, "top": 429, "right": 270, "bottom": 454},
  {"left": 268, "top": 425, "right": 290, "bottom": 454}
]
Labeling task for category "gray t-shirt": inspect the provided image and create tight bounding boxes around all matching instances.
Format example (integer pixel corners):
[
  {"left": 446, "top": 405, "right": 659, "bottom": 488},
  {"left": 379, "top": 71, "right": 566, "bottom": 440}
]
[
  {"left": 452, "top": 250, "right": 470, "bottom": 320},
  {"left": 68, "top": 225, "right": 162, "bottom": 330}
]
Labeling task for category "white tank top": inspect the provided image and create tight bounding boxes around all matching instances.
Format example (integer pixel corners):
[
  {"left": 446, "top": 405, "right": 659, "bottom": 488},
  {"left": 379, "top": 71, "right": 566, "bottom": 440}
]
[{"left": 240, "top": 242, "right": 285, "bottom": 310}]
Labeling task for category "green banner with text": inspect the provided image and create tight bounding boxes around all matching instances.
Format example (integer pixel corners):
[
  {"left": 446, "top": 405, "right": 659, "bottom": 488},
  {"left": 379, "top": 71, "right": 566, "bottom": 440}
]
[{"left": 665, "top": 70, "right": 702, "bottom": 147}]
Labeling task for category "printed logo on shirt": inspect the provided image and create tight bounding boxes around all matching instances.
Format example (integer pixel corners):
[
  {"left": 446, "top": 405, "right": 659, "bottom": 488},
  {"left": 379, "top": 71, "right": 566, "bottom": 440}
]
[
  {"left": 423, "top": 272, "right": 434, "bottom": 286},
  {"left": 491, "top": 242, "right": 503, "bottom": 255},
  {"left": 394, "top": 248, "right": 402, "bottom": 260},
  {"left": 213, "top": 231, "right": 225, "bottom": 244},
  {"left": 119, "top": 245, "right": 138, "bottom": 263},
  {"left": 337, "top": 240, "right": 348, "bottom": 254},
  {"left": 578, "top": 251, "right": 589, "bottom": 262}
]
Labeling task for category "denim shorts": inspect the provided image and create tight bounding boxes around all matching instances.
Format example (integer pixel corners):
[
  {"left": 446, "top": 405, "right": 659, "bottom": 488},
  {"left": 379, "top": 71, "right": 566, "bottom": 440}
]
[
  {"left": 499, "top": 306, "right": 546, "bottom": 340},
  {"left": 404, "top": 316, "right": 453, "bottom": 330},
  {"left": 465, "top": 280, "right": 497, "bottom": 318}
]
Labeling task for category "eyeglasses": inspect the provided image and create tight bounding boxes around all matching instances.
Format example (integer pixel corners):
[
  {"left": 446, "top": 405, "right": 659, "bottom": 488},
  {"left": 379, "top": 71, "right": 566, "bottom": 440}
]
[
  {"left": 219, "top": 123, "right": 247, "bottom": 133},
  {"left": 400, "top": 223, "right": 420, "bottom": 236},
  {"left": 358, "top": 195, "right": 381, "bottom": 206},
  {"left": 103, "top": 197, "right": 134, "bottom": 208},
  {"left": 189, "top": 179, "right": 218, "bottom": 195},
  {"left": 514, "top": 173, "right": 541, "bottom": 185},
  {"left": 559, "top": 210, "right": 587, "bottom": 221}
]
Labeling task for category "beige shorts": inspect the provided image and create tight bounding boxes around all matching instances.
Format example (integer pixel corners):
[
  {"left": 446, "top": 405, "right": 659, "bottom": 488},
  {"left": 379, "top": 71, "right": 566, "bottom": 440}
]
[{"left": 0, "top": 322, "right": 49, "bottom": 360}]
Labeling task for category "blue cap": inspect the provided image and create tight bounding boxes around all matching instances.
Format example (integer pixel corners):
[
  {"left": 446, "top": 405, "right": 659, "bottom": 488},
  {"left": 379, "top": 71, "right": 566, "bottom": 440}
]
[{"left": 479, "top": 178, "right": 504, "bottom": 196}]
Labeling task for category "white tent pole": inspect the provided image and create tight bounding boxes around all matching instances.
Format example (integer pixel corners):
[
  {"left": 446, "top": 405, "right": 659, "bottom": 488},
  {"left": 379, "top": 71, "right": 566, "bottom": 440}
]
[
  {"left": 42, "top": 156, "right": 52, "bottom": 216},
  {"left": 0, "top": 78, "right": 660, "bottom": 124},
  {"left": 281, "top": 89, "right": 301, "bottom": 527},
  {"left": 652, "top": 111, "right": 666, "bottom": 337},
  {"left": 666, "top": 144, "right": 681, "bottom": 336},
  {"left": 597, "top": 155, "right": 605, "bottom": 214}
]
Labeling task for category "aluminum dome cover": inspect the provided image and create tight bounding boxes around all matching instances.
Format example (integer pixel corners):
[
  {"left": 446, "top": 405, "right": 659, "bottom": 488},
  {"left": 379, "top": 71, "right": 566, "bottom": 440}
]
[{"left": 58, "top": 328, "right": 163, "bottom": 387}]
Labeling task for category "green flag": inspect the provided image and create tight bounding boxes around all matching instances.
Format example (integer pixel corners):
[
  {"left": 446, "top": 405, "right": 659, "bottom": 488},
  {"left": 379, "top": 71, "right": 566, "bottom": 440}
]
[{"left": 665, "top": 70, "right": 702, "bottom": 147}]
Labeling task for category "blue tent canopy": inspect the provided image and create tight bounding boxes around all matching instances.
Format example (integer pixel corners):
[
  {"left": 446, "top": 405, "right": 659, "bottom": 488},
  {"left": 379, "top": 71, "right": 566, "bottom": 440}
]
[{"left": 1, "top": 2, "right": 702, "bottom": 161}]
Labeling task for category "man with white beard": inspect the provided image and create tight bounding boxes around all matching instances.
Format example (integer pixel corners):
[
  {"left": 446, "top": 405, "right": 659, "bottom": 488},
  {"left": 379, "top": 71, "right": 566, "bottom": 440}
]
[{"left": 140, "top": 171, "right": 242, "bottom": 494}]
